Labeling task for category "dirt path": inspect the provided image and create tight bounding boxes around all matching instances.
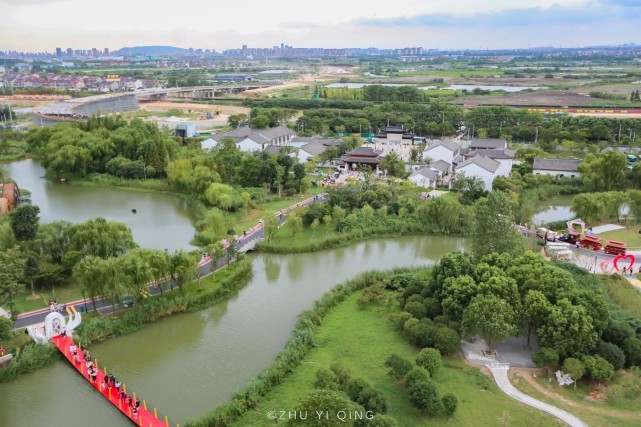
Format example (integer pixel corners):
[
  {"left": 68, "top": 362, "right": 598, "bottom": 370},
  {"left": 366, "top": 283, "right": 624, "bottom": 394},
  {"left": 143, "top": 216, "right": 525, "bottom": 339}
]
[
  {"left": 511, "top": 367, "right": 641, "bottom": 422},
  {"left": 140, "top": 102, "right": 249, "bottom": 115}
]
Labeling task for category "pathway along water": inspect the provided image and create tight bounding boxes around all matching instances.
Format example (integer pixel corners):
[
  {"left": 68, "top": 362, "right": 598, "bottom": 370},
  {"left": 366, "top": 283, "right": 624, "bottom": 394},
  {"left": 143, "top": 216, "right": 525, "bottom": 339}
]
[
  {"left": 3, "top": 159, "right": 196, "bottom": 251},
  {"left": 0, "top": 235, "right": 467, "bottom": 426}
]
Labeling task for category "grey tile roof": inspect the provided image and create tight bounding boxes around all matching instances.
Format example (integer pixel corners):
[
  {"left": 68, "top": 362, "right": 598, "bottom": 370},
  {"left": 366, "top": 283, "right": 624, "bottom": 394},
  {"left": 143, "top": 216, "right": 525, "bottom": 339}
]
[
  {"left": 258, "top": 125, "right": 296, "bottom": 140},
  {"left": 532, "top": 158, "right": 582, "bottom": 172},
  {"left": 346, "top": 147, "right": 383, "bottom": 156},
  {"left": 429, "top": 160, "right": 451, "bottom": 173},
  {"left": 457, "top": 155, "right": 500, "bottom": 173},
  {"left": 470, "top": 139, "right": 508, "bottom": 149},
  {"left": 426, "top": 139, "right": 460, "bottom": 153},
  {"left": 300, "top": 142, "right": 327, "bottom": 156},
  {"left": 468, "top": 149, "right": 516, "bottom": 159},
  {"left": 410, "top": 167, "right": 439, "bottom": 180}
]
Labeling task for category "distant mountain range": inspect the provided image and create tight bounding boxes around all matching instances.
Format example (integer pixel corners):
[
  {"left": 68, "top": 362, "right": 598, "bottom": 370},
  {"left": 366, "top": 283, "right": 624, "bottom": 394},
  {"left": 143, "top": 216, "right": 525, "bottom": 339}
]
[{"left": 114, "top": 46, "right": 190, "bottom": 56}]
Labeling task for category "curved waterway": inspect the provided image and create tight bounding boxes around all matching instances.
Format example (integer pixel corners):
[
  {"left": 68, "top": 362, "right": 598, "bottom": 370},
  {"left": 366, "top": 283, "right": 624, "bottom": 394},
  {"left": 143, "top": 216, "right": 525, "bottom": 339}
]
[
  {"left": 0, "top": 235, "right": 467, "bottom": 426},
  {"left": 2, "top": 159, "right": 196, "bottom": 251}
]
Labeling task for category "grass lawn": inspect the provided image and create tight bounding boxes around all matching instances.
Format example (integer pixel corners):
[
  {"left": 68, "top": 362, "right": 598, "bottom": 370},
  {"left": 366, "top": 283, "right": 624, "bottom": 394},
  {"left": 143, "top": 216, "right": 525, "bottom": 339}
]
[
  {"left": 598, "top": 227, "right": 641, "bottom": 248},
  {"left": 199, "top": 190, "right": 323, "bottom": 240},
  {"left": 510, "top": 369, "right": 641, "bottom": 427},
  {"left": 230, "top": 292, "right": 558, "bottom": 427},
  {"left": 603, "top": 275, "right": 641, "bottom": 320},
  {"left": 12, "top": 280, "right": 85, "bottom": 315}
]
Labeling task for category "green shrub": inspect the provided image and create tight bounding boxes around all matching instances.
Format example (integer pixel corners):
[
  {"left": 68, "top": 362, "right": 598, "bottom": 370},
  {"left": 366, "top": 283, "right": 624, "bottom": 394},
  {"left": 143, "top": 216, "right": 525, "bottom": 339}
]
[
  {"left": 404, "top": 366, "right": 431, "bottom": 388},
  {"left": 314, "top": 368, "right": 340, "bottom": 390},
  {"left": 416, "top": 348, "right": 442, "bottom": 376},
  {"left": 0, "top": 342, "right": 59, "bottom": 383},
  {"left": 441, "top": 393, "right": 458, "bottom": 416},
  {"left": 384, "top": 354, "right": 413, "bottom": 380},
  {"left": 408, "top": 380, "right": 442, "bottom": 414},
  {"left": 0, "top": 317, "right": 12, "bottom": 340},
  {"left": 583, "top": 355, "right": 614, "bottom": 382},
  {"left": 596, "top": 341, "right": 626, "bottom": 370},
  {"left": 432, "top": 327, "right": 461, "bottom": 356}
]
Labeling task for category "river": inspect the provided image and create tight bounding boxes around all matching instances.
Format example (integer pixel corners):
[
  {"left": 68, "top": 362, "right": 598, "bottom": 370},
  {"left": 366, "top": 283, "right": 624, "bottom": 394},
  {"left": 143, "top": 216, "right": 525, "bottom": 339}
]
[
  {"left": 0, "top": 235, "right": 467, "bottom": 426},
  {"left": 2, "top": 159, "right": 196, "bottom": 251}
]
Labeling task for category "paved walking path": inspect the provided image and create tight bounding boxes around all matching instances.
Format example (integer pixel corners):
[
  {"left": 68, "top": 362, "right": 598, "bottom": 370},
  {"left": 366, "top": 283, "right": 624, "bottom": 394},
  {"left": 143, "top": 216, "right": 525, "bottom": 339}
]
[{"left": 462, "top": 340, "right": 588, "bottom": 427}]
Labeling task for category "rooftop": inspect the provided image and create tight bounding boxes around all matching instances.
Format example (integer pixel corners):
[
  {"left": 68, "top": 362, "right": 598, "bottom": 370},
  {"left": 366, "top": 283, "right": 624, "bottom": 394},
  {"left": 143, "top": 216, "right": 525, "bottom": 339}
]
[
  {"left": 532, "top": 158, "right": 582, "bottom": 172},
  {"left": 470, "top": 138, "right": 508, "bottom": 149},
  {"left": 457, "top": 155, "right": 500, "bottom": 173},
  {"left": 426, "top": 139, "right": 460, "bottom": 153}
]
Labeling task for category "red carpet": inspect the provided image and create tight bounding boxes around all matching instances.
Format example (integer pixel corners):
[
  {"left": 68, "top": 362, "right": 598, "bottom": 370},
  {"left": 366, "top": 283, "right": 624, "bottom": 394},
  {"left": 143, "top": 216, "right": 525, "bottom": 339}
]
[{"left": 51, "top": 334, "right": 169, "bottom": 427}]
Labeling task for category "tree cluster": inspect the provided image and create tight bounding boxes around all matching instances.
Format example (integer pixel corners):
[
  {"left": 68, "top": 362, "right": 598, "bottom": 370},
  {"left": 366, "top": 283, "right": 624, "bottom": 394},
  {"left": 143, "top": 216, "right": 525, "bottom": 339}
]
[{"left": 27, "top": 117, "right": 178, "bottom": 179}]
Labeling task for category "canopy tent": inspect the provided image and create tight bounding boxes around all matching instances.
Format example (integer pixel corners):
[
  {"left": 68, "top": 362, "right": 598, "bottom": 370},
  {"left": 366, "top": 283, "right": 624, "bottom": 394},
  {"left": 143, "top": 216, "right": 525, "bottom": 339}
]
[{"left": 566, "top": 218, "right": 586, "bottom": 235}]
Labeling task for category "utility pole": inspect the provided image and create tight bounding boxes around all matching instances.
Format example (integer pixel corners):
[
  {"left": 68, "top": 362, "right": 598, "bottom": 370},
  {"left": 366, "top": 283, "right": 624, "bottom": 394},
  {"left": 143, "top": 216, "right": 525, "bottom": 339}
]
[{"left": 535, "top": 127, "right": 539, "bottom": 145}]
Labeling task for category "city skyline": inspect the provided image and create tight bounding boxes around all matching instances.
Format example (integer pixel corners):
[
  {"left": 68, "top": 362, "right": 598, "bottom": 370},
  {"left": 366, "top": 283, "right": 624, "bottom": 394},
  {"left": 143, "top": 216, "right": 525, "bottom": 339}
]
[{"left": 1, "top": 0, "right": 640, "bottom": 52}]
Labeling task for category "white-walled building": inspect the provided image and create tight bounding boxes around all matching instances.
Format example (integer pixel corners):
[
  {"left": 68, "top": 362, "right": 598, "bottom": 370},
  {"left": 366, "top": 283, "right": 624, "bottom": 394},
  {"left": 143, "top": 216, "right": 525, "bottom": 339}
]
[
  {"left": 532, "top": 158, "right": 582, "bottom": 178},
  {"left": 422, "top": 140, "right": 460, "bottom": 172},
  {"left": 200, "top": 137, "right": 219, "bottom": 151},
  {"left": 204, "top": 126, "right": 296, "bottom": 153},
  {"left": 408, "top": 167, "right": 439, "bottom": 188},
  {"left": 465, "top": 148, "right": 515, "bottom": 177},
  {"left": 455, "top": 155, "right": 500, "bottom": 191},
  {"left": 295, "top": 142, "right": 327, "bottom": 163}
]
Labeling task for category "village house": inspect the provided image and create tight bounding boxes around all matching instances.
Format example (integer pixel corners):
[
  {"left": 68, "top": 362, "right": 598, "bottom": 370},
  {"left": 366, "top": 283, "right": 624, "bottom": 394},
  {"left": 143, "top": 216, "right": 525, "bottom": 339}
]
[
  {"left": 201, "top": 126, "right": 296, "bottom": 153},
  {"left": 295, "top": 142, "right": 327, "bottom": 163},
  {"left": 469, "top": 138, "right": 508, "bottom": 150},
  {"left": 463, "top": 148, "right": 516, "bottom": 177},
  {"left": 455, "top": 155, "right": 500, "bottom": 191},
  {"left": 422, "top": 139, "right": 460, "bottom": 173},
  {"left": 408, "top": 167, "right": 439, "bottom": 188},
  {"left": 532, "top": 158, "right": 582, "bottom": 178}
]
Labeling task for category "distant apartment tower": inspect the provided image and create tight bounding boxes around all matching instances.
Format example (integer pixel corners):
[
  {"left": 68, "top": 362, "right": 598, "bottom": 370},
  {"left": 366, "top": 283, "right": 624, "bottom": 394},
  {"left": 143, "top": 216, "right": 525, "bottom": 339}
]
[
  {"left": 103, "top": 48, "right": 109, "bottom": 55},
  {"left": 92, "top": 48, "right": 98, "bottom": 56},
  {"left": 66, "top": 48, "right": 73, "bottom": 57},
  {"left": 55, "top": 47, "right": 62, "bottom": 58}
]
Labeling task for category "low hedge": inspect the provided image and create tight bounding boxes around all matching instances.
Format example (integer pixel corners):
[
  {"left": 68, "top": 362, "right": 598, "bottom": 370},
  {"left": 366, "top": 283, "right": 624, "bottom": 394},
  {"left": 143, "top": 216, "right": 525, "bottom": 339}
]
[{"left": 0, "top": 342, "right": 60, "bottom": 383}]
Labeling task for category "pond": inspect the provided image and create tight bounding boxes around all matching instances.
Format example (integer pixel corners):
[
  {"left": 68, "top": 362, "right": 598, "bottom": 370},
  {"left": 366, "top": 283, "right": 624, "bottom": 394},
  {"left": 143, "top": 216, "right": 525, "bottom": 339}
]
[
  {"left": 3, "top": 159, "right": 197, "bottom": 251},
  {"left": 0, "top": 235, "right": 468, "bottom": 426}
]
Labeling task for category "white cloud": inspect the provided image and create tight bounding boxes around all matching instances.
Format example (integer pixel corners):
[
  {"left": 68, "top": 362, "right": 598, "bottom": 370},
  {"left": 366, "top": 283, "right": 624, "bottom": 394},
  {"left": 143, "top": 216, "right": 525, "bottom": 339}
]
[{"left": 0, "top": 0, "right": 638, "bottom": 51}]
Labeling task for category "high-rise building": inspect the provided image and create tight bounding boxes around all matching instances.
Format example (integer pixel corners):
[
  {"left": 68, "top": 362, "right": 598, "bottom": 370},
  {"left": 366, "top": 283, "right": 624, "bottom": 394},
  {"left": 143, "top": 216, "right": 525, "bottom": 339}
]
[
  {"left": 92, "top": 48, "right": 98, "bottom": 56},
  {"left": 104, "top": 48, "right": 109, "bottom": 55},
  {"left": 55, "top": 47, "right": 62, "bottom": 58},
  {"left": 66, "top": 48, "right": 73, "bottom": 57}
]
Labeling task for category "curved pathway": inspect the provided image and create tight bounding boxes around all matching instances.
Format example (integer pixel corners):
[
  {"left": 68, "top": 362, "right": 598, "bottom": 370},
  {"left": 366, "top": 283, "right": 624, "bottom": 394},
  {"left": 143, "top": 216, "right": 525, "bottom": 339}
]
[
  {"left": 490, "top": 367, "right": 588, "bottom": 427},
  {"left": 462, "top": 341, "right": 588, "bottom": 427}
]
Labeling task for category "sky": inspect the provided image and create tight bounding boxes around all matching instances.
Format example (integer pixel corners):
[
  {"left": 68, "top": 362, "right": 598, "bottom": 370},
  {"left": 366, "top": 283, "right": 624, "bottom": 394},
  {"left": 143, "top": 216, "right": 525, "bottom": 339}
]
[{"left": 1, "top": 0, "right": 640, "bottom": 52}]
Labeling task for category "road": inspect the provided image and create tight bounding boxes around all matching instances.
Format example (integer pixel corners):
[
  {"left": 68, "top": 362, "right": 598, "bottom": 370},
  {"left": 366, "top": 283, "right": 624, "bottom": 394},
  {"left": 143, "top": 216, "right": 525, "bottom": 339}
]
[{"left": 14, "top": 195, "right": 321, "bottom": 330}]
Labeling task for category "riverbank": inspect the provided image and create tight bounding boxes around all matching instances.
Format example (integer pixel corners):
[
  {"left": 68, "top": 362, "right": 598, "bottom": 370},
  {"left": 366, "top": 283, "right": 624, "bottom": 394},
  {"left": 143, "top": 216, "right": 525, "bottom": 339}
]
[
  {"left": 0, "top": 258, "right": 252, "bottom": 383},
  {"left": 187, "top": 269, "right": 557, "bottom": 427}
]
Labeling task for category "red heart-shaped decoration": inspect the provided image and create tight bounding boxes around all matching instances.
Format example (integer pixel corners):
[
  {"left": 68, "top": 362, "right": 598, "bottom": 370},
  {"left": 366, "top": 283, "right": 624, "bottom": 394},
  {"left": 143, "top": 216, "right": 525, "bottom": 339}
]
[{"left": 614, "top": 254, "right": 635, "bottom": 272}]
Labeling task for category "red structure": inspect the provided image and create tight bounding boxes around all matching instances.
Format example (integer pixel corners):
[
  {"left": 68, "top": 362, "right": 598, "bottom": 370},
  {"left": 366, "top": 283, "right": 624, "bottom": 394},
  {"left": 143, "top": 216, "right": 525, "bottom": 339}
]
[
  {"left": 604, "top": 240, "right": 627, "bottom": 256},
  {"left": 51, "top": 335, "right": 168, "bottom": 427},
  {"left": 580, "top": 235, "right": 602, "bottom": 251}
]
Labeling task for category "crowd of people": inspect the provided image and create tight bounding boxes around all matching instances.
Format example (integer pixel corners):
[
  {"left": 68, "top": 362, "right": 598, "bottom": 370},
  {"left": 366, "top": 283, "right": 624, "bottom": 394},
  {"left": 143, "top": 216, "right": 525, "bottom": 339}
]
[{"left": 68, "top": 342, "right": 142, "bottom": 419}]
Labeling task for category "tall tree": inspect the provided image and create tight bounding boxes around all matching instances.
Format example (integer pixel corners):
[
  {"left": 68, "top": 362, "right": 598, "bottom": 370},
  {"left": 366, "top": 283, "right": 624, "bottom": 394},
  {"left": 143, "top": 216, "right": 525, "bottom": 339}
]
[
  {"left": 10, "top": 205, "right": 40, "bottom": 243},
  {"left": 520, "top": 290, "right": 551, "bottom": 349},
  {"left": 471, "top": 192, "right": 523, "bottom": 259},
  {"left": 169, "top": 250, "right": 198, "bottom": 294},
  {"left": 0, "top": 247, "right": 27, "bottom": 319},
  {"left": 562, "top": 358, "right": 584, "bottom": 390},
  {"left": 538, "top": 298, "right": 599, "bottom": 359},
  {"left": 579, "top": 151, "right": 627, "bottom": 191},
  {"left": 462, "top": 295, "right": 517, "bottom": 353}
]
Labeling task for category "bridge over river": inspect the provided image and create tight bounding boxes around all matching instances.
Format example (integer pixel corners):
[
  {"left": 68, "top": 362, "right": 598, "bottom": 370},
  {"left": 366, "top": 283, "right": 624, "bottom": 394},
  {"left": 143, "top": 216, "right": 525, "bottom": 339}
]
[{"left": 33, "top": 83, "right": 274, "bottom": 125}]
